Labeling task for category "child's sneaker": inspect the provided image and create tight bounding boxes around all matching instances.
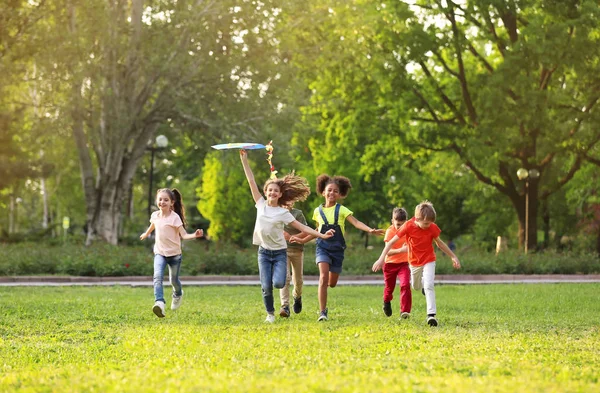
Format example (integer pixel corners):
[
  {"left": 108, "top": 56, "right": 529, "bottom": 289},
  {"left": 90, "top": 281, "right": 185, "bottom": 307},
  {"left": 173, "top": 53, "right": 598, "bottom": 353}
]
[
  {"left": 279, "top": 305, "right": 290, "bottom": 318},
  {"left": 427, "top": 315, "right": 438, "bottom": 327},
  {"left": 171, "top": 291, "right": 183, "bottom": 310},
  {"left": 265, "top": 313, "right": 275, "bottom": 323},
  {"left": 400, "top": 312, "right": 410, "bottom": 319},
  {"left": 293, "top": 296, "right": 302, "bottom": 314},
  {"left": 383, "top": 301, "right": 392, "bottom": 317},
  {"left": 152, "top": 301, "right": 166, "bottom": 318},
  {"left": 317, "top": 308, "right": 328, "bottom": 322}
]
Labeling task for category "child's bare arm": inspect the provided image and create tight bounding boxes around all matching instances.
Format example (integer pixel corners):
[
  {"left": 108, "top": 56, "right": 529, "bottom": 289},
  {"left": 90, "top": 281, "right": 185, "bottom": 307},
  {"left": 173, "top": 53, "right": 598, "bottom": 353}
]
[
  {"left": 289, "top": 221, "right": 334, "bottom": 240},
  {"left": 434, "top": 237, "right": 461, "bottom": 269},
  {"left": 388, "top": 243, "right": 408, "bottom": 255},
  {"left": 239, "top": 150, "right": 262, "bottom": 203},
  {"left": 140, "top": 223, "right": 155, "bottom": 240},
  {"left": 372, "top": 234, "right": 400, "bottom": 271},
  {"left": 179, "top": 227, "right": 204, "bottom": 240},
  {"left": 346, "top": 215, "right": 385, "bottom": 236}
]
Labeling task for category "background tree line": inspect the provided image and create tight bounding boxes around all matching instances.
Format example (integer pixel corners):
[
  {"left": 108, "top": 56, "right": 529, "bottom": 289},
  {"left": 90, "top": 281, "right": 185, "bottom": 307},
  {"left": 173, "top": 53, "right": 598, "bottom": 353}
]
[{"left": 1, "top": 0, "right": 599, "bottom": 255}]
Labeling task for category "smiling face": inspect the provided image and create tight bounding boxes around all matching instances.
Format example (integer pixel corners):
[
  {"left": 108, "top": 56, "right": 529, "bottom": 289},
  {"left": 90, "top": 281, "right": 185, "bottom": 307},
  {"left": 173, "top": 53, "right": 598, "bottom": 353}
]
[
  {"left": 264, "top": 183, "right": 282, "bottom": 206},
  {"left": 322, "top": 183, "right": 341, "bottom": 206},
  {"left": 156, "top": 191, "right": 174, "bottom": 213}
]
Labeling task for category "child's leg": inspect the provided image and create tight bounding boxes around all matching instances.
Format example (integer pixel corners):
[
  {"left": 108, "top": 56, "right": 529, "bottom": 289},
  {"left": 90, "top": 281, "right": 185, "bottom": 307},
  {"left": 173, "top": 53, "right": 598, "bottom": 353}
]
[
  {"left": 422, "top": 262, "right": 437, "bottom": 315},
  {"left": 279, "top": 258, "right": 292, "bottom": 307},
  {"left": 272, "top": 250, "right": 287, "bottom": 289},
  {"left": 398, "top": 263, "right": 412, "bottom": 313},
  {"left": 258, "top": 248, "right": 275, "bottom": 314},
  {"left": 153, "top": 254, "right": 167, "bottom": 303},
  {"left": 382, "top": 263, "right": 400, "bottom": 302},
  {"left": 409, "top": 265, "right": 424, "bottom": 291},
  {"left": 318, "top": 262, "right": 330, "bottom": 312},
  {"left": 288, "top": 248, "right": 304, "bottom": 300},
  {"left": 167, "top": 255, "right": 183, "bottom": 297},
  {"left": 328, "top": 272, "right": 340, "bottom": 287}
]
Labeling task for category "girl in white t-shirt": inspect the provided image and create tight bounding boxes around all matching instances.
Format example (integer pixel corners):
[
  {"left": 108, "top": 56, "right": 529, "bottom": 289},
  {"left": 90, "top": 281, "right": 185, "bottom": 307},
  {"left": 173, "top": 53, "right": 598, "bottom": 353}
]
[
  {"left": 140, "top": 188, "right": 204, "bottom": 318},
  {"left": 239, "top": 149, "right": 334, "bottom": 323}
]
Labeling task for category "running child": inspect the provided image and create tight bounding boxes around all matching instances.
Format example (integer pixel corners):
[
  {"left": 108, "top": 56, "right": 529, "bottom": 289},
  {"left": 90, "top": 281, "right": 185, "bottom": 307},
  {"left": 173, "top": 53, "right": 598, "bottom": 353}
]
[
  {"left": 278, "top": 205, "right": 307, "bottom": 318},
  {"left": 373, "top": 200, "right": 461, "bottom": 327},
  {"left": 372, "top": 207, "right": 411, "bottom": 319},
  {"left": 140, "top": 188, "right": 204, "bottom": 318},
  {"left": 239, "top": 150, "right": 335, "bottom": 323},
  {"left": 290, "top": 174, "right": 385, "bottom": 322}
]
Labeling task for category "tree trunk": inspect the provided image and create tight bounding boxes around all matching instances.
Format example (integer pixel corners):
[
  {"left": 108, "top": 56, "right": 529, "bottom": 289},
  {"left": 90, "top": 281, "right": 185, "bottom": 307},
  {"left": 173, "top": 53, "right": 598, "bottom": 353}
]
[{"left": 515, "top": 180, "right": 539, "bottom": 252}]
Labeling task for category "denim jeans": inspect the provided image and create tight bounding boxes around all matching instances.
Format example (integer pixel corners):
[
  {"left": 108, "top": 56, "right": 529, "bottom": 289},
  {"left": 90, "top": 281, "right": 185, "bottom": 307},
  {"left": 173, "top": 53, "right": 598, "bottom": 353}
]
[
  {"left": 257, "top": 247, "right": 287, "bottom": 313},
  {"left": 153, "top": 254, "right": 183, "bottom": 303}
]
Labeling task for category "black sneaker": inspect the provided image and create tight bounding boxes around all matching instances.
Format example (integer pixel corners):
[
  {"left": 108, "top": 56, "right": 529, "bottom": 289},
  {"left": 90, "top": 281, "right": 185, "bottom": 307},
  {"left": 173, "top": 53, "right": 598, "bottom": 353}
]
[
  {"left": 383, "top": 301, "right": 392, "bottom": 317},
  {"left": 279, "top": 306, "right": 290, "bottom": 318},
  {"left": 427, "top": 315, "right": 438, "bottom": 327},
  {"left": 293, "top": 296, "right": 302, "bottom": 314}
]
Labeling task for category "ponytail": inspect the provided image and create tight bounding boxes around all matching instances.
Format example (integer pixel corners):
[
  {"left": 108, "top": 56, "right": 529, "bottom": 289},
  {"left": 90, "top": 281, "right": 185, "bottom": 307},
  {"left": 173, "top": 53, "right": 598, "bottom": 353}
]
[{"left": 171, "top": 188, "right": 187, "bottom": 229}]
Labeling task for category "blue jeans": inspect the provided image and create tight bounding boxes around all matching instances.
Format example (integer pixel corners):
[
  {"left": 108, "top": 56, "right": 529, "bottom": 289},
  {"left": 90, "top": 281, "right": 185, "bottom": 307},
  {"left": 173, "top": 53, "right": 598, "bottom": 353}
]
[
  {"left": 257, "top": 247, "right": 287, "bottom": 313},
  {"left": 153, "top": 254, "right": 183, "bottom": 303}
]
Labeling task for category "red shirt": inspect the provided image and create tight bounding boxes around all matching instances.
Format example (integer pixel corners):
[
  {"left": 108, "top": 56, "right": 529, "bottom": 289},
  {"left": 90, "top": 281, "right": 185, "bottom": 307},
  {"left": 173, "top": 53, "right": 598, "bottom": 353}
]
[
  {"left": 395, "top": 217, "right": 441, "bottom": 267},
  {"left": 384, "top": 226, "right": 408, "bottom": 264}
]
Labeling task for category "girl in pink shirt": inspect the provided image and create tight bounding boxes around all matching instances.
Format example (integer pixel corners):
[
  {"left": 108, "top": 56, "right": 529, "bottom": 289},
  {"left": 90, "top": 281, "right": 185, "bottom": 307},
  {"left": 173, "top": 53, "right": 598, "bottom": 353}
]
[{"left": 140, "top": 188, "right": 204, "bottom": 318}]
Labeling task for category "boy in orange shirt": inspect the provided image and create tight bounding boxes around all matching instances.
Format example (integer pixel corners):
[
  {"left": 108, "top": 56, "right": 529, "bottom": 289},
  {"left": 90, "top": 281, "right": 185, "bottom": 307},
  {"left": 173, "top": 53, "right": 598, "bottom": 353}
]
[
  {"left": 373, "top": 201, "right": 461, "bottom": 326},
  {"left": 372, "top": 207, "right": 411, "bottom": 319}
]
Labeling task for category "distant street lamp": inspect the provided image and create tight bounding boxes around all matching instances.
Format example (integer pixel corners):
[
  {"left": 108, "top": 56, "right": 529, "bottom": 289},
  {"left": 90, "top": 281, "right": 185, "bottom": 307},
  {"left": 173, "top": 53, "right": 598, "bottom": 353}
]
[
  {"left": 516, "top": 168, "right": 540, "bottom": 254},
  {"left": 147, "top": 135, "right": 169, "bottom": 219}
]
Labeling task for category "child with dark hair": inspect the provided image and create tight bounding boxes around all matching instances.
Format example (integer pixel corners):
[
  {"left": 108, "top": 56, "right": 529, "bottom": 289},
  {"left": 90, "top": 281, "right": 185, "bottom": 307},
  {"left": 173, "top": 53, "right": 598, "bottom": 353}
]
[
  {"left": 372, "top": 207, "right": 411, "bottom": 319},
  {"left": 291, "top": 174, "right": 385, "bottom": 321},
  {"left": 140, "top": 188, "right": 204, "bottom": 318},
  {"left": 373, "top": 200, "right": 461, "bottom": 327}
]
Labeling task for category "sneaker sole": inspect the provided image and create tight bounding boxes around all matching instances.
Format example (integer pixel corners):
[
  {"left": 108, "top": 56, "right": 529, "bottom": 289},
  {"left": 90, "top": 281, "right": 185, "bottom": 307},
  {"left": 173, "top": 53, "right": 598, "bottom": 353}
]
[
  {"left": 279, "top": 310, "right": 290, "bottom": 318},
  {"left": 401, "top": 313, "right": 410, "bottom": 319},
  {"left": 153, "top": 305, "right": 165, "bottom": 318},
  {"left": 427, "top": 318, "right": 438, "bottom": 327}
]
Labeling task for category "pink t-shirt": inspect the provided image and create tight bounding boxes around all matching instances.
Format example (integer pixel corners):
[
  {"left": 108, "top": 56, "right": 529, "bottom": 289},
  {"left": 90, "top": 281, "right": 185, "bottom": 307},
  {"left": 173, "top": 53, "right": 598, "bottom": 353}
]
[{"left": 151, "top": 210, "right": 184, "bottom": 257}]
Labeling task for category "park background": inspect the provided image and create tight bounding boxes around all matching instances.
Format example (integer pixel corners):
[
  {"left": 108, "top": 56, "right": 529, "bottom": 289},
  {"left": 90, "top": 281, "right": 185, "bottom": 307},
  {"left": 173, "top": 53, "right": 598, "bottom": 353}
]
[{"left": 1, "top": 0, "right": 600, "bottom": 276}]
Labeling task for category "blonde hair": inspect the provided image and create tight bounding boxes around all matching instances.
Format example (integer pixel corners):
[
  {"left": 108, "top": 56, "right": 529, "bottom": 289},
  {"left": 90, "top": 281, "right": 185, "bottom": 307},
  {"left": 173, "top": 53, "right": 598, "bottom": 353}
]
[
  {"left": 415, "top": 200, "right": 436, "bottom": 222},
  {"left": 263, "top": 171, "right": 310, "bottom": 208}
]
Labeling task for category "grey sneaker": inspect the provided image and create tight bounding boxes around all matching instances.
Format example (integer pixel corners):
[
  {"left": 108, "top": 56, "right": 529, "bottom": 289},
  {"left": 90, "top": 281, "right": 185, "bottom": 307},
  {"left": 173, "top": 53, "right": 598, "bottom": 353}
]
[
  {"left": 265, "top": 313, "right": 275, "bottom": 323},
  {"left": 152, "top": 301, "right": 166, "bottom": 318},
  {"left": 400, "top": 312, "right": 410, "bottom": 319},
  {"left": 317, "top": 308, "right": 328, "bottom": 322},
  {"left": 427, "top": 315, "right": 438, "bottom": 327},
  {"left": 171, "top": 291, "right": 183, "bottom": 310},
  {"left": 279, "top": 306, "right": 290, "bottom": 318}
]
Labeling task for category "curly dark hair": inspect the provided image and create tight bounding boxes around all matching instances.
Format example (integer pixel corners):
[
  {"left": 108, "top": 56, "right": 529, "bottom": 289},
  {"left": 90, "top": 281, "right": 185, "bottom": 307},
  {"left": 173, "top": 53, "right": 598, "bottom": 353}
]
[
  {"left": 316, "top": 174, "right": 352, "bottom": 197},
  {"left": 263, "top": 171, "right": 310, "bottom": 208}
]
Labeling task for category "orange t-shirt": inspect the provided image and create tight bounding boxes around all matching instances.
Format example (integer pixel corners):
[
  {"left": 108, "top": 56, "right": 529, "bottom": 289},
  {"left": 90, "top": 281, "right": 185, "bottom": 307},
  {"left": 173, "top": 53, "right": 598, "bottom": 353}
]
[
  {"left": 384, "top": 225, "right": 408, "bottom": 264},
  {"left": 395, "top": 217, "right": 441, "bottom": 267}
]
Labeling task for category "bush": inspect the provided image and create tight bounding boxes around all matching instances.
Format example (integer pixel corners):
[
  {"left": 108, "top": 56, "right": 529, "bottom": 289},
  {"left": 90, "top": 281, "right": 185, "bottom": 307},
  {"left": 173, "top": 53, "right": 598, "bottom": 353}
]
[{"left": 0, "top": 240, "right": 599, "bottom": 277}]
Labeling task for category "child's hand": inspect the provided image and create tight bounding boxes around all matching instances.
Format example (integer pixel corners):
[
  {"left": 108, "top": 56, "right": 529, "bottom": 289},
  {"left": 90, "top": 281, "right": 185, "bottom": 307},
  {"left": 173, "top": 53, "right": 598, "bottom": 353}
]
[
  {"left": 372, "top": 259, "right": 384, "bottom": 272},
  {"left": 452, "top": 256, "right": 461, "bottom": 269},
  {"left": 289, "top": 235, "right": 304, "bottom": 244},
  {"left": 239, "top": 149, "right": 247, "bottom": 157},
  {"left": 369, "top": 228, "right": 385, "bottom": 236},
  {"left": 194, "top": 229, "right": 204, "bottom": 238},
  {"left": 140, "top": 233, "right": 148, "bottom": 240},
  {"left": 322, "top": 229, "right": 335, "bottom": 239}
]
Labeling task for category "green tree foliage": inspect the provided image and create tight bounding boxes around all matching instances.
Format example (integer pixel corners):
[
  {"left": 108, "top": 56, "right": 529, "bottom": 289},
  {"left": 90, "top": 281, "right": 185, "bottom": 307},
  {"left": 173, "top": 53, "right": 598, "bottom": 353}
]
[{"left": 286, "top": 0, "right": 600, "bottom": 250}]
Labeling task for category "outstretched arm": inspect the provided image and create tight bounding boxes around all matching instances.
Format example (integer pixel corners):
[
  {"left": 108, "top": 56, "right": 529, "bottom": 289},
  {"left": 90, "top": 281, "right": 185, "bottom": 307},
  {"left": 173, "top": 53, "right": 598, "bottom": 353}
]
[
  {"left": 179, "top": 227, "right": 204, "bottom": 240},
  {"left": 289, "top": 220, "right": 334, "bottom": 240},
  {"left": 372, "top": 234, "right": 400, "bottom": 271},
  {"left": 434, "top": 237, "right": 461, "bottom": 269},
  {"left": 346, "top": 216, "right": 385, "bottom": 236},
  {"left": 388, "top": 243, "right": 408, "bottom": 255},
  {"left": 140, "top": 223, "right": 155, "bottom": 240},
  {"left": 239, "top": 149, "right": 262, "bottom": 203}
]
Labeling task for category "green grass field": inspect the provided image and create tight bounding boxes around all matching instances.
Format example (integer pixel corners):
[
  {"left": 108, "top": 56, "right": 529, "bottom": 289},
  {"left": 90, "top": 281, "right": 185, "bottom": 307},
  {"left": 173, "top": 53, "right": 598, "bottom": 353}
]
[{"left": 1, "top": 284, "right": 599, "bottom": 392}]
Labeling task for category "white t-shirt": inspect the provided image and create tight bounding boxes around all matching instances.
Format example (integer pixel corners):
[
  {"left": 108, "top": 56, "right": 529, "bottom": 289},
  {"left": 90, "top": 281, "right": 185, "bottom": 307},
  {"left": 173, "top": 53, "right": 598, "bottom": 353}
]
[{"left": 253, "top": 197, "right": 295, "bottom": 250}]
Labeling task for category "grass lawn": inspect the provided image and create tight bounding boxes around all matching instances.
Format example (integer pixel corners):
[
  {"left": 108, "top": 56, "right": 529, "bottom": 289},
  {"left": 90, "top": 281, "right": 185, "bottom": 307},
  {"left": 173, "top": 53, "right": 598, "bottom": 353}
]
[{"left": 1, "top": 284, "right": 599, "bottom": 392}]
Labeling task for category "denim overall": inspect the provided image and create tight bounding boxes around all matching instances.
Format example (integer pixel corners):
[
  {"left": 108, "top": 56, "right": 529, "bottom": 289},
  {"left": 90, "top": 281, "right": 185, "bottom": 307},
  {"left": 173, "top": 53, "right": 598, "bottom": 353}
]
[{"left": 315, "top": 204, "right": 346, "bottom": 273}]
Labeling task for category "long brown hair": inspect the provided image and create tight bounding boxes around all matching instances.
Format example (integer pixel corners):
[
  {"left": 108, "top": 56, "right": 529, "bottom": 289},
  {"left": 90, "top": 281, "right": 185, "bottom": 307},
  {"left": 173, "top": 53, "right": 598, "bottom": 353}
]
[{"left": 263, "top": 171, "right": 310, "bottom": 208}]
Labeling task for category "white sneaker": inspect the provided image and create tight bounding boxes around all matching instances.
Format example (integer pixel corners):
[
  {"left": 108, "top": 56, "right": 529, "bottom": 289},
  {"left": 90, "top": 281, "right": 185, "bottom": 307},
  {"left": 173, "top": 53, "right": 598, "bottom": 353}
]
[
  {"left": 265, "top": 313, "right": 275, "bottom": 323},
  {"left": 152, "top": 301, "right": 166, "bottom": 318},
  {"left": 171, "top": 291, "right": 183, "bottom": 310},
  {"left": 400, "top": 312, "right": 410, "bottom": 319},
  {"left": 427, "top": 316, "right": 438, "bottom": 327}
]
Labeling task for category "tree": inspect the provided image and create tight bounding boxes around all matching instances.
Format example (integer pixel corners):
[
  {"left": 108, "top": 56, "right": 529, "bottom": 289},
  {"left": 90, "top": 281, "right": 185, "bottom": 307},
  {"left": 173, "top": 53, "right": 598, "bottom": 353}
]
[{"left": 287, "top": 0, "right": 600, "bottom": 250}]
